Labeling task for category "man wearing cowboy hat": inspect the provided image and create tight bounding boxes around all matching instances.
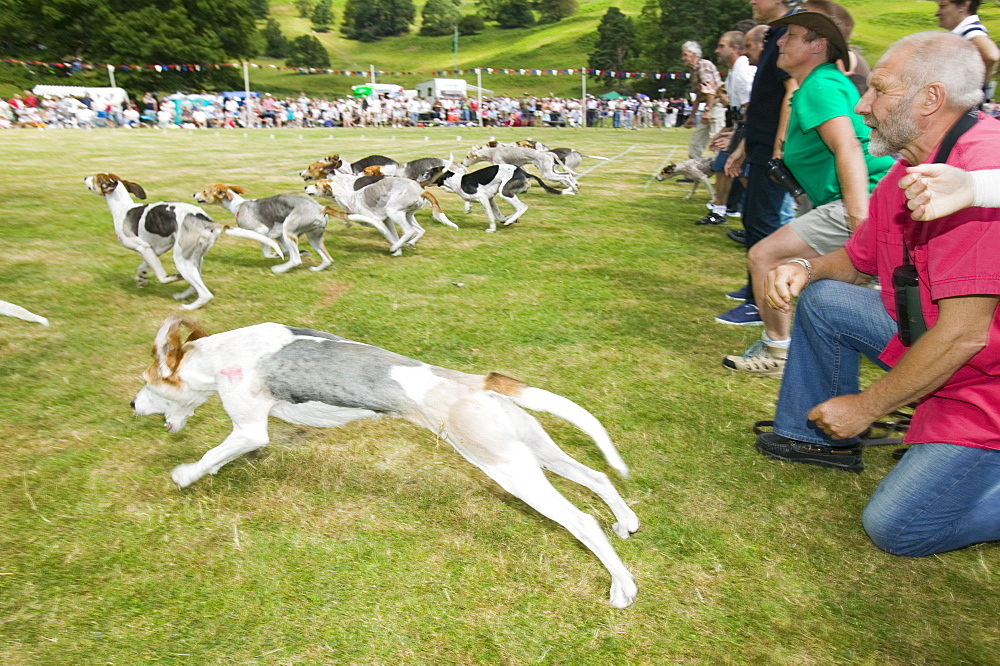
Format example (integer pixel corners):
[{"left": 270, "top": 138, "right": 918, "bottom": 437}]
[{"left": 723, "top": 3, "right": 893, "bottom": 378}]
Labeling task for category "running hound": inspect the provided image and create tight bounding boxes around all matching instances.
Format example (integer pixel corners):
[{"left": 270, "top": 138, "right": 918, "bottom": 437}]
[
  {"left": 85, "top": 173, "right": 282, "bottom": 310},
  {"left": 302, "top": 156, "right": 446, "bottom": 186},
  {"left": 193, "top": 184, "right": 340, "bottom": 273},
  {"left": 461, "top": 144, "right": 579, "bottom": 193},
  {"left": 304, "top": 174, "right": 455, "bottom": 255},
  {"left": 655, "top": 157, "right": 715, "bottom": 201},
  {"left": 424, "top": 163, "right": 568, "bottom": 232},
  {"left": 132, "top": 314, "right": 639, "bottom": 608},
  {"left": 483, "top": 139, "right": 607, "bottom": 172}
]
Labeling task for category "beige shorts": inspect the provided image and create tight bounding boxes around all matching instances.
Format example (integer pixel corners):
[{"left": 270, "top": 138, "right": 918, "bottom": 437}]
[{"left": 790, "top": 199, "right": 851, "bottom": 255}]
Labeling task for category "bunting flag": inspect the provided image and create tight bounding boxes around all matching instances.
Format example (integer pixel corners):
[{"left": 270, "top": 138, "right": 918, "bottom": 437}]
[{"left": 1, "top": 58, "right": 691, "bottom": 80}]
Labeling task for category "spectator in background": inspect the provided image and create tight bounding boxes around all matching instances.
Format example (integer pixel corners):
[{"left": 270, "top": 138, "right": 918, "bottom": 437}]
[
  {"left": 720, "top": 0, "right": 804, "bottom": 326},
  {"left": 695, "top": 29, "right": 757, "bottom": 226},
  {"left": 934, "top": 0, "right": 999, "bottom": 99},
  {"left": 682, "top": 40, "right": 726, "bottom": 159}
]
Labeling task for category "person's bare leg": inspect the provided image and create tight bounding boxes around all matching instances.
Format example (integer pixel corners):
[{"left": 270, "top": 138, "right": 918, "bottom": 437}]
[{"left": 747, "top": 224, "right": 820, "bottom": 342}]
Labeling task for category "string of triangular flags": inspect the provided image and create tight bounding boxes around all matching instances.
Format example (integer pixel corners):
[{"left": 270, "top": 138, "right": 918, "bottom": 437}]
[{"left": 2, "top": 58, "right": 692, "bottom": 80}]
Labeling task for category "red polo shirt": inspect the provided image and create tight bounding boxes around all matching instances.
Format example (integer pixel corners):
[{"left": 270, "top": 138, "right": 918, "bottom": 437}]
[{"left": 845, "top": 113, "right": 1000, "bottom": 450}]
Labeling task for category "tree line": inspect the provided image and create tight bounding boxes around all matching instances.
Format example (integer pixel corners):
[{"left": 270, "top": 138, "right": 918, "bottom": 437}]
[{"left": 0, "top": 0, "right": 740, "bottom": 94}]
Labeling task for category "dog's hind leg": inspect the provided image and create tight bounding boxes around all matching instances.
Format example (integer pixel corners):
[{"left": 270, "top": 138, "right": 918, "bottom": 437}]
[
  {"left": 498, "top": 195, "right": 528, "bottom": 226},
  {"left": 441, "top": 395, "right": 637, "bottom": 608},
  {"left": 698, "top": 175, "right": 716, "bottom": 202},
  {"left": 305, "top": 228, "right": 333, "bottom": 272},
  {"left": 517, "top": 418, "right": 638, "bottom": 539},
  {"left": 405, "top": 212, "right": 426, "bottom": 246},
  {"left": 173, "top": 220, "right": 217, "bottom": 309}
]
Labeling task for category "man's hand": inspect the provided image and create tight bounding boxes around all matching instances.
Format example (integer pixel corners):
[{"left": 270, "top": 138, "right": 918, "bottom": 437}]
[
  {"left": 725, "top": 140, "right": 746, "bottom": 178},
  {"left": 764, "top": 262, "right": 809, "bottom": 313},
  {"left": 710, "top": 130, "right": 733, "bottom": 151},
  {"left": 683, "top": 116, "right": 695, "bottom": 129},
  {"left": 807, "top": 394, "right": 879, "bottom": 440},
  {"left": 900, "top": 164, "right": 975, "bottom": 221}
]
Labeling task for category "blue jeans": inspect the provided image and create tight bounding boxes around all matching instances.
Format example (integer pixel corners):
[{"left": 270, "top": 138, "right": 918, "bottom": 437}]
[
  {"left": 864, "top": 442, "right": 1000, "bottom": 556},
  {"left": 774, "top": 279, "right": 894, "bottom": 446},
  {"left": 775, "top": 279, "right": 1000, "bottom": 556}
]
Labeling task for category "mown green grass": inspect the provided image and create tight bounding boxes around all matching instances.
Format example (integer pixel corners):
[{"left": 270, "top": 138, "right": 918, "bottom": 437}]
[{"left": 1, "top": 126, "right": 998, "bottom": 664}]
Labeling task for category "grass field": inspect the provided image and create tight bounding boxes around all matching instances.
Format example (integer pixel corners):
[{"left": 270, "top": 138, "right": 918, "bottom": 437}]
[{"left": 1, "top": 125, "right": 998, "bottom": 664}]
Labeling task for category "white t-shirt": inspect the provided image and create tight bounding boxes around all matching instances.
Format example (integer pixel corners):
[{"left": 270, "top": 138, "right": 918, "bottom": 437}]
[{"left": 725, "top": 55, "right": 756, "bottom": 111}]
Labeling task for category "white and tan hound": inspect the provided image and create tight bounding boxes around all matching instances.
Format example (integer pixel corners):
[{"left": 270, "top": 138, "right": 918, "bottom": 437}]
[
  {"left": 132, "top": 314, "right": 639, "bottom": 608},
  {"left": 304, "top": 174, "right": 455, "bottom": 255},
  {"left": 85, "top": 173, "right": 282, "bottom": 310},
  {"left": 193, "top": 184, "right": 340, "bottom": 273}
]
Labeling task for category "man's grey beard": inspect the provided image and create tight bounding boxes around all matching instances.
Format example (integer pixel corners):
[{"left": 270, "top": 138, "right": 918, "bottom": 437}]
[{"left": 866, "top": 91, "right": 921, "bottom": 157}]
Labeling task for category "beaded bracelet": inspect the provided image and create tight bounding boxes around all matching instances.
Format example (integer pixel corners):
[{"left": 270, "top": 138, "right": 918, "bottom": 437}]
[{"left": 785, "top": 258, "right": 813, "bottom": 285}]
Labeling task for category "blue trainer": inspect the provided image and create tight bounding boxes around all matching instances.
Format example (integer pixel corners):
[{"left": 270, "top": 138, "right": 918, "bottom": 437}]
[
  {"left": 715, "top": 302, "right": 763, "bottom": 326},
  {"left": 726, "top": 284, "right": 750, "bottom": 301}
]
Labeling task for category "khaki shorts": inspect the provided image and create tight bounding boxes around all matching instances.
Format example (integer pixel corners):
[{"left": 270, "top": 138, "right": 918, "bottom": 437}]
[{"left": 790, "top": 199, "right": 851, "bottom": 255}]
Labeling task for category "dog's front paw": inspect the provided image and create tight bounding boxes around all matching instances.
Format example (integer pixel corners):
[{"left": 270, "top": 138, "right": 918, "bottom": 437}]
[{"left": 171, "top": 463, "right": 202, "bottom": 489}]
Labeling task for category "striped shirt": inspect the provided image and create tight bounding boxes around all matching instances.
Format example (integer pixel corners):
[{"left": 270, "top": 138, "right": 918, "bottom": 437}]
[{"left": 952, "top": 14, "right": 990, "bottom": 41}]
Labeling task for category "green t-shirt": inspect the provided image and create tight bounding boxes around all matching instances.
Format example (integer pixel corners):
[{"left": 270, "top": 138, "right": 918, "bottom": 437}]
[{"left": 783, "top": 62, "right": 894, "bottom": 208}]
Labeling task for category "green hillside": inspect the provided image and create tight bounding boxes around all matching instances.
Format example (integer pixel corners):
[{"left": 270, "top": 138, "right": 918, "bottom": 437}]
[
  {"left": 1, "top": 0, "right": 996, "bottom": 99},
  {"left": 250, "top": 0, "right": 1000, "bottom": 98}
]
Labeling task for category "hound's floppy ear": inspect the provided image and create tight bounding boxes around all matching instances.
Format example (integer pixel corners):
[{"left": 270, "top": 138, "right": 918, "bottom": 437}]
[
  {"left": 123, "top": 180, "right": 147, "bottom": 200},
  {"left": 362, "top": 165, "right": 382, "bottom": 176},
  {"left": 152, "top": 313, "right": 207, "bottom": 379},
  {"left": 228, "top": 185, "right": 248, "bottom": 196},
  {"left": 324, "top": 154, "right": 339, "bottom": 163},
  {"left": 487, "top": 140, "right": 499, "bottom": 147},
  {"left": 422, "top": 166, "right": 447, "bottom": 186}
]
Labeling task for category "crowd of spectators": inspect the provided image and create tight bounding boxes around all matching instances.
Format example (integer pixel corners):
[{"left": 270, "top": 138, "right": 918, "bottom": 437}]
[{"left": 0, "top": 87, "right": 738, "bottom": 130}]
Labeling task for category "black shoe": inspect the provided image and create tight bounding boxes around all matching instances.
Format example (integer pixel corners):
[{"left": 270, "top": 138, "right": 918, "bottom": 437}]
[
  {"left": 695, "top": 211, "right": 726, "bottom": 226},
  {"left": 755, "top": 432, "right": 863, "bottom": 472},
  {"left": 727, "top": 228, "right": 747, "bottom": 245}
]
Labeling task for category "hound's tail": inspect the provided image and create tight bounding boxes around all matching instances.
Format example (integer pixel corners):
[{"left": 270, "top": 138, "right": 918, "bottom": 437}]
[
  {"left": 485, "top": 373, "right": 629, "bottom": 477},
  {"left": 585, "top": 154, "right": 610, "bottom": 161},
  {"left": 0, "top": 300, "right": 49, "bottom": 327},
  {"left": 525, "top": 174, "right": 573, "bottom": 196},
  {"left": 222, "top": 226, "right": 285, "bottom": 259},
  {"left": 322, "top": 205, "right": 351, "bottom": 227},
  {"left": 420, "top": 191, "right": 458, "bottom": 229}
]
